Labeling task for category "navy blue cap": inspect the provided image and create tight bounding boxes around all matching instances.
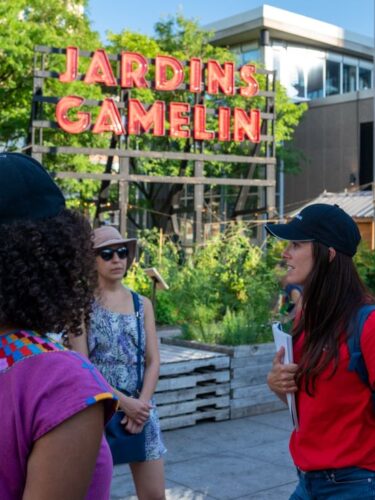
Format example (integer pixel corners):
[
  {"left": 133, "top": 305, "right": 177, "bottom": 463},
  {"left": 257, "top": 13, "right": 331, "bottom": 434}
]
[
  {"left": 0, "top": 152, "right": 65, "bottom": 224},
  {"left": 266, "top": 203, "right": 361, "bottom": 257}
]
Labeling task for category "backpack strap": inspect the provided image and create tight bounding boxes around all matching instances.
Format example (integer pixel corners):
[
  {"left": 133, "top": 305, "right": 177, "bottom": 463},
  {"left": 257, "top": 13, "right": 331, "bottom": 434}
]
[
  {"left": 130, "top": 290, "right": 143, "bottom": 395},
  {"left": 347, "top": 305, "right": 375, "bottom": 389}
]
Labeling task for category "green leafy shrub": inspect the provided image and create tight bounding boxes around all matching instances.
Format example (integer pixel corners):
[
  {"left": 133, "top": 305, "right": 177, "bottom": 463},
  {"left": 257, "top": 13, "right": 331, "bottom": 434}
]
[
  {"left": 354, "top": 241, "right": 375, "bottom": 294},
  {"left": 124, "top": 225, "right": 281, "bottom": 345}
]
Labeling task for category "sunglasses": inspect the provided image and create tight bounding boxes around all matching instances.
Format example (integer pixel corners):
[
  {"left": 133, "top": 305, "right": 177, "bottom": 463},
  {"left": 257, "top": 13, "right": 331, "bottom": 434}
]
[{"left": 98, "top": 246, "right": 128, "bottom": 261}]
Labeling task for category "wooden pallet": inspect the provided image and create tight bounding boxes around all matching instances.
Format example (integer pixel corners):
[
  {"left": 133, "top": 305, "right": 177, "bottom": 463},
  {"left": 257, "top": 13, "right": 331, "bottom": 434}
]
[
  {"left": 159, "top": 407, "right": 230, "bottom": 431},
  {"left": 155, "top": 381, "right": 230, "bottom": 405},
  {"left": 156, "top": 343, "right": 231, "bottom": 430}
]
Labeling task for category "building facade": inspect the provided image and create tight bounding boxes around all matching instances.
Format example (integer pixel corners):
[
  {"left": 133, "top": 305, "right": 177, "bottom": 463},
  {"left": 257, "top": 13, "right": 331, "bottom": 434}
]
[{"left": 205, "top": 4, "right": 374, "bottom": 212}]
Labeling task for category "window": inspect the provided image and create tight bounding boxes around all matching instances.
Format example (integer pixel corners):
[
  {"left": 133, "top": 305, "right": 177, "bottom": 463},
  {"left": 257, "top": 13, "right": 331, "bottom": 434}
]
[
  {"left": 241, "top": 49, "right": 260, "bottom": 64},
  {"left": 289, "top": 62, "right": 305, "bottom": 98},
  {"left": 239, "top": 42, "right": 259, "bottom": 64},
  {"left": 267, "top": 43, "right": 372, "bottom": 100},
  {"left": 326, "top": 60, "right": 340, "bottom": 95},
  {"left": 307, "top": 60, "right": 324, "bottom": 99},
  {"left": 359, "top": 67, "right": 372, "bottom": 90},
  {"left": 343, "top": 63, "right": 357, "bottom": 93}
]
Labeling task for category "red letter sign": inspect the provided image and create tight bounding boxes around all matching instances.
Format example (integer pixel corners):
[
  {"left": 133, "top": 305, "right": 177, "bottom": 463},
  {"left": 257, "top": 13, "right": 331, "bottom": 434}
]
[
  {"left": 121, "top": 52, "right": 149, "bottom": 88},
  {"left": 92, "top": 98, "right": 125, "bottom": 135},
  {"left": 239, "top": 65, "right": 259, "bottom": 97},
  {"left": 169, "top": 102, "right": 190, "bottom": 138},
  {"left": 84, "top": 49, "right": 117, "bottom": 86},
  {"left": 59, "top": 46, "right": 78, "bottom": 82},
  {"left": 189, "top": 58, "right": 202, "bottom": 93},
  {"left": 218, "top": 107, "right": 231, "bottom": 141},
  {"left": 128, "top": 99, "right": 165, "bottom": 136},
  {"left": 155, "top": 56, "right": 184, "bottom": 91},
  {"left": 207, "top": 60, "right": 235, "bottom": 95},
  {"left": 55, "top": 96, "right": 91, "bottom": 134},
  {"left": 234, "top": 108, "right": 261, "bottom": 142},
  {"left": 194, "top": 105, "right": 215, "bottom": 141}
]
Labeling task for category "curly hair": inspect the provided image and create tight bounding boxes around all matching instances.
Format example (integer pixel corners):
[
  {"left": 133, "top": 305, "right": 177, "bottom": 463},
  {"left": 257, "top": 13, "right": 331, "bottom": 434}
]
[{"left": 0, "top": 209, "right": 97, "bottom": 337}]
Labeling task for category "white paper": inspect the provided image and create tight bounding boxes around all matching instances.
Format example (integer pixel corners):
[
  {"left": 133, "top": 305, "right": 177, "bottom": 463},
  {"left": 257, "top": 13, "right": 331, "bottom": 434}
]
[{"left": 272, "top": 322, "right": 299, "bottom": 430}]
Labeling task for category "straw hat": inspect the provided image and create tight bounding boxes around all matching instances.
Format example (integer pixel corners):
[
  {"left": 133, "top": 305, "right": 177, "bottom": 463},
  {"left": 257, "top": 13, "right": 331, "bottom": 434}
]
[{"left": 93, "top": 226, "right": 137, "bottom": 269}]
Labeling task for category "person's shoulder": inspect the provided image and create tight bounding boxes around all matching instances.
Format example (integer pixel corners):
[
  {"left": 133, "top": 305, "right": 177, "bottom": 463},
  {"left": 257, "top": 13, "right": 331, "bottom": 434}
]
[
  {"left": 0, "top": 331, "right": 117, "bottom": 441},
  {"left": 141, "top": 295, "right": 152, "bottom": 308},
  {"left": 126, "top": 288, "right": 152, "bottom": 310},
  {"left": 362, "top": 308, "right": 375, "bottom": 325},
  {"left": 139, "top": 295, "right": 154, "bottom": 317},
  {"left": 360, "top": 307, "right": 375, "bottom": 346},
  {"left": 0, "top": 330, "right": 103, "bottom": 385}
]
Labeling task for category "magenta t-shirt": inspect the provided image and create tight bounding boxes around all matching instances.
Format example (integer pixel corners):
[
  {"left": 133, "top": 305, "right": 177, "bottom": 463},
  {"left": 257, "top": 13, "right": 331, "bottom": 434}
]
[{"left": 0, "top": 330, "right": 117, "bottom": 499}]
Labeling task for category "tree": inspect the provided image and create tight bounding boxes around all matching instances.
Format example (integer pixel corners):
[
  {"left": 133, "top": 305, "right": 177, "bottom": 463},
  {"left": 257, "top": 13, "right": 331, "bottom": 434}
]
[
  {"left": 0, "top": 0, "right": 101, "bottom": 147},
  {"left": 0, "top": 0, "right": 108, "bottom": 210}
]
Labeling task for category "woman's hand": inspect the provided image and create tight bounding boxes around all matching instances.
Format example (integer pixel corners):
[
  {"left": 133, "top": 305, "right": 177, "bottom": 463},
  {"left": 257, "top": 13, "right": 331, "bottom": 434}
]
[
  {"left": 123, "top": 416, "right": 145, "bottom": 434},
  {"left": 267, "top": 347, "right": 299, "bottom": 395},
  {"left": 118, "top": 394, "right": 152, "bottom": 425}
]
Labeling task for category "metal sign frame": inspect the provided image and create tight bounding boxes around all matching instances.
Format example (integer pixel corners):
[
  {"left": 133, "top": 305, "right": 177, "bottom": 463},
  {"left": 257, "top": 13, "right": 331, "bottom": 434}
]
[{"left": 30, "top": 46, "right": 276, "bottom": 242}]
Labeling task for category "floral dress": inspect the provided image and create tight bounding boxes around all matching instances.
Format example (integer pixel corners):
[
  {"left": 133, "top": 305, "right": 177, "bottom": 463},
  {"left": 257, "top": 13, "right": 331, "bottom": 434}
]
[{"left": 88, "top": 294, "right": 166, "bottom": 461}]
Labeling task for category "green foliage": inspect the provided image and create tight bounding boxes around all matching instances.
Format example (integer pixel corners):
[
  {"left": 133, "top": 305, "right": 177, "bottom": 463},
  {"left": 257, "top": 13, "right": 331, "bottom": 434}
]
[
  {"left": 0, "top": 0, "right": 100, "bottom": 148},
  {"left": 354, "top": 241, "right": 375, "bottom": 294},
  {"left": 0, "top": 0, "right": 108, "bottom": 205},
  {"left": 124, "top": 232, "right": 375, "bottom": 346},
  {"left": 124, "top": 225, "right": 280, "bottom": 345}
]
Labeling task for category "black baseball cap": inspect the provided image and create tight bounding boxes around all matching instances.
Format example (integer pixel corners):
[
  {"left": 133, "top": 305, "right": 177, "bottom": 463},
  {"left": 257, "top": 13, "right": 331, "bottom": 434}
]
[
  {"left": 0, "top": 152, "right": 65, "bottom": 224},
  {"left": 266, "top": 203, "right": 361, "bottom": 257}
]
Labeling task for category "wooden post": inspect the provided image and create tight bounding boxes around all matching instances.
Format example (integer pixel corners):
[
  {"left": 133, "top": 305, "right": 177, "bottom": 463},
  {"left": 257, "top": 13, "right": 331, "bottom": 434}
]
[
  {"left": 266, "top": 70, "right": 276, "bottom": 224},
  {"left": 194, "top": 160, "right": 204, "bottom": 244},
  {"left": 151, "top": 278, "right": 157, "bottom": 309},
  {"left": 119, "top": 157, "right": 129, "bottom": 236},
  {"left": 159, "top": 228, "right": 163, "bottom": 265}
]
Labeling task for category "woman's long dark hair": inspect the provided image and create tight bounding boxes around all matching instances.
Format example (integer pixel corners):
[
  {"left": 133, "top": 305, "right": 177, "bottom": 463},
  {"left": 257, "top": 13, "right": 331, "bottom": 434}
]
[
  {"left": 0, "top": 209, "right": 97, "bottom": 337},
  {"left": 294, "top": 241, "right": 374, "bottom": 395}
]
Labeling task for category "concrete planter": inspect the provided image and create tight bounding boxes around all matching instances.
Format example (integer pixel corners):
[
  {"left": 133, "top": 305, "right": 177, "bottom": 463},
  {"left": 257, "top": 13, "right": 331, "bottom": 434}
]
[{"left": 161, "top": 338, "right": 285, "bottom": 420}]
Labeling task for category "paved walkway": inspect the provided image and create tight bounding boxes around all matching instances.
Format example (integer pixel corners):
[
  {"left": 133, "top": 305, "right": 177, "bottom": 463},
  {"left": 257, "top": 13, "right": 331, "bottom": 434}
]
[{"left": 110, "top": 409, "right": 298, "bottom": 499}]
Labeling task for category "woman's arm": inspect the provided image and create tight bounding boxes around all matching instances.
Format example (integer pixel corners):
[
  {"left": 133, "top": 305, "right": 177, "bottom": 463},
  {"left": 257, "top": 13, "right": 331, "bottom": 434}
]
[
  {"left": 68, "top": 324, "right": 151, "bottom": 426},
  {"left": 138, "top": 296, "right": 160, "bottom": 403},
  {"left": 267, "top": 347, "right": 299, "bottom": 404},
  {"left": 123, "top": 297, "right": 159, "bottom": 433},
  {"left": 23, "top": 403, "right": 105, "bottom": 500},
  {"left": 117, "top": 294, "right": 158, "bottom": 426}
]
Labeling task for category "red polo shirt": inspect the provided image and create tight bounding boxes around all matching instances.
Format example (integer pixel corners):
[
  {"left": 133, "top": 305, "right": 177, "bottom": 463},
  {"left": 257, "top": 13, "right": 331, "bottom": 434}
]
[{"left": 290, "top": 312, "right": 375, "bottom": 471}]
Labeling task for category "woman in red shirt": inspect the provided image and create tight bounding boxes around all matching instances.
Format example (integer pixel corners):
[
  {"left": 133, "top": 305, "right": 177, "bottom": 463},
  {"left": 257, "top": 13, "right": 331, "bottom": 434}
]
[{"left": 266, "top": 203, "right": 375, "bottom": 499}]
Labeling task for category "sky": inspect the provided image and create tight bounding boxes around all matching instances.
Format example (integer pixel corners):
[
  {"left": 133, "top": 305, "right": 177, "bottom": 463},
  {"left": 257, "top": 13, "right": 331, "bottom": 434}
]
[{"left": 87, "top": 0, "right": 374, "bottom": 43}]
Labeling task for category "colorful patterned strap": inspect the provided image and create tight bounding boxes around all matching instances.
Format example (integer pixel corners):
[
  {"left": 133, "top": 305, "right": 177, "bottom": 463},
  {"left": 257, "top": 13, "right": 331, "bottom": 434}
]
[{"left": 0, "top": 330, "right": 65, "bottom": 372}]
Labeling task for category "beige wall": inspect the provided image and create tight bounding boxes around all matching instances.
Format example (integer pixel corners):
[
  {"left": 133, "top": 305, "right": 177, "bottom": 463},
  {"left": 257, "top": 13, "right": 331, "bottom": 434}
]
[{"left": 285, "top": 92, "right": 373, "bottom": 211}]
